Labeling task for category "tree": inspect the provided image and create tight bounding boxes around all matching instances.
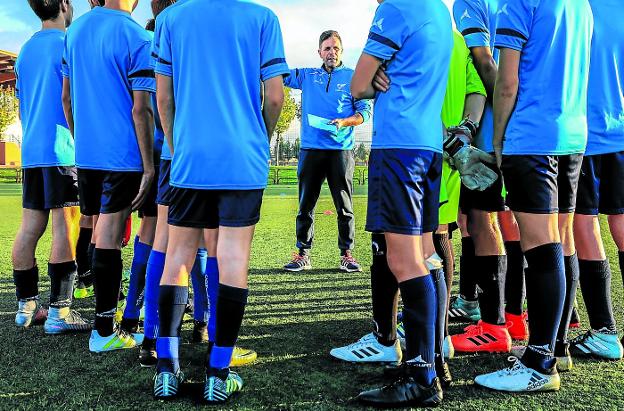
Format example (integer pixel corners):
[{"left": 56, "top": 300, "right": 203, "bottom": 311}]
[
  {"left": 282, "top": 140, "right": 292, "bottom": 163},
  {"left": 273, "top": 87, "right": 297, "bottom": 165},
  {"left": 0, "top": 86, "right": 18, "bottom": 139},
  {"left": 293, "top": 137, "right": 301, "bottom": 160},
  {"left": 355, "top": 142, "right": 368, "bottom": 163}
]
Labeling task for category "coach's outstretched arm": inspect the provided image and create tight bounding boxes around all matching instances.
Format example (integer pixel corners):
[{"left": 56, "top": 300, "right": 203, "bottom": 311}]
[
  {"left": 61, "top": 78, "right": 73, "bottom": 136},
  {"left": 131, "top": 90, "right": 155, "bottom": 210},
  {"left": 262, "top": 76, "right": 285, "bottom": 141},
  {"left": 492, "top": 48, "right": 520, "bottom": 166}
]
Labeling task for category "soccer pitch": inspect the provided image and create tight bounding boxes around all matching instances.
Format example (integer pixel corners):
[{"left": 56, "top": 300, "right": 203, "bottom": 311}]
[{"left": 1, "top": 190, "right": 624, "bottom": 410}]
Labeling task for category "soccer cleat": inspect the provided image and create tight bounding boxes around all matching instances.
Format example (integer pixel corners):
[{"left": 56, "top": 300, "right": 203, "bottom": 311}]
[
  {"left": 44, "top": 309, "right": 92, "bottom": 335},
  {"left": 153, "top": 370, "right": 184, "bottom": 399},
  {"left": 283, "top": 253, "right": 312, "bottom": 272},
  {"left": 397, "top": 321, "right": 406, "bottom": 350},
  {"left": 506, "top": 312, "right": 529, "bottom": 341},
  {"left": 89, "top": 328, "right": 139, "bottom": 353},
  {"left": 339, "top": 252, "right": 362, "bottom": 272},
  {"left": 358, "top": 375, "right": 443, "bottom": 408},
  {"left": 192, "top": 321, "right": 208, "bottom": 343},
  {"left": 330, "top": 333, "right": 402, "bottom": 364},
  {"left": 474, "top": 356, "right": 560, "bottom": 392},
  {"left": 73, "top": 277, "right": 94, "bottom": 299},
  {"left": 15, "top": 298, "right": 47, "bottom": 328},
  {"left": 570, "top": 329, "right": 624, "bottom": 360},
  {"left": 119, "top": 317, "right": 140, "bottom": 334},
  {"left": 230, "top": 347, "right": 258, "bottom": 367},
  {"left": 436, "top": 358, "right": 453, "bottom": 388},
  {"left": 140, "top": 337, "right": 157, "bottom": 368},
  {"left": 448, "top": 295, "right": 481, "bottom": 322},
  {"left": 203, "top": 369, "right": 243, "bottom": 403},
  {"left": 451, "top": 321, "right": 512, "bottom": 353},
  {"left": 443, "top": 336, "right": 455, "bottom": 360}
]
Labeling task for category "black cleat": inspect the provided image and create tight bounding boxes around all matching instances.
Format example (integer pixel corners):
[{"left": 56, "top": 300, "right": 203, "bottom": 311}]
[
  {"left": 140, "top": 337, "right": 157, "bottom": 368},
  {"left": 358, "top": 376, "right": 443, "bottom": 408},
  {"left": 193, "top": 321, "right": 209, "bottom": 343},
  {"left": 435, "top": 358, "right": 452, "bottom": 389}
]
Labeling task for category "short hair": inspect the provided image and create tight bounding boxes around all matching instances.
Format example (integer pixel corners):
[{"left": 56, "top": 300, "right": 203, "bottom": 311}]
[
  {"left": 27, "top": 0, "right": 63, "bottom": 21},
  {"left": 97, "top": 0, "right": 105, "bottom": 5},
  {"left": 318, "top": 30, "right": 342, "bottom": 48},
  {"left": 151, "top": 0, "right": 176, "bottom": 18}
]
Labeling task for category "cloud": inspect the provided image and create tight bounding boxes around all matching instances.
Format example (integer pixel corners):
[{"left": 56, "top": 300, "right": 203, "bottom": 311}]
[{"left": 0, "top": 10, "right": 34, "bottom": 34}]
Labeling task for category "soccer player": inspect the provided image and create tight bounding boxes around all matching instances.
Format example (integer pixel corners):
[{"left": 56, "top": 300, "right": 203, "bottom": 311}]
[
  {"left": 349, "top": 0, "right": 452, "bottom": 406},
  {"left": 62, "top": 0, "right": 156, "bottom": 352},
  {"left": 12, "top": 0, "right": 91, "bottom": 335},
  {"left": 282, "top": 30, "right": 372, "bottom": 273},
  {"left": 153, "top": 0, "right": 288, "bottom": 402},
  {"left": 474, "top": 0, "right": 592, "bottom": 392},
  {"left": 570, "top": 0, "right": 624, "bottom": 361}
]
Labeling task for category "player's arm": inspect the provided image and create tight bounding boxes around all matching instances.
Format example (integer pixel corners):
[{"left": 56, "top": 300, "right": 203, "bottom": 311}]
[
  {"left": 469, "top": 46, "right": 497, "bottom": 97},
  {"left": 351, "top": 53, "right": 382, "bottom": 99},
  {"left": 463, "top": 93, "right": 486, "bottom": 125},
  {"left": 492, "top": 48, "right": 520, "bottom": 166},
  {"left": 131, "top": 90, "right": 155, "bottom": 210},
  {"left": 61, "top": 77, "right": 74, "bottom": 136},
  {"left": 262, "top": 75, "right": 285, "bottom": 141},
  {"left": 156, "top": 74, "right": 175, "bottom": 153}
]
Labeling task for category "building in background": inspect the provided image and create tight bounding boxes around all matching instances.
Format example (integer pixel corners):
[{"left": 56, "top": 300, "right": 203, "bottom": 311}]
[{"left": 0, "top": 50, "right": 17, "bottom": 89}]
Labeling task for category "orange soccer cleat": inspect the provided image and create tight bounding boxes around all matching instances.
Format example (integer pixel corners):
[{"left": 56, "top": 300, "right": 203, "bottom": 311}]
[
  {"left": 506, "top": 312, "right": 529, "bottom": 341},
  {"left": 451, "top": 321, "right": 512, "bottom": 353}
]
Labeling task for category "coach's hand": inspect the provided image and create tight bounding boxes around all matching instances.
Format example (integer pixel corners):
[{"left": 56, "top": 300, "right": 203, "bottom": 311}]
[
  {"left": 372, "top": 66, "right": 390, "bottom": 93},
  {"left": 452, "top": 146, "right": 498, "bottom": 191},
  {"left": 131, "top": 166, "right": 155, "bottom": 211}
]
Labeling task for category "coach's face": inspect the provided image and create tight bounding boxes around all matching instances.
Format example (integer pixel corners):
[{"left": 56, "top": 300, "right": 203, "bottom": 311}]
[{"left": 318, "top": 37, "right": 343, "bottom": 70}]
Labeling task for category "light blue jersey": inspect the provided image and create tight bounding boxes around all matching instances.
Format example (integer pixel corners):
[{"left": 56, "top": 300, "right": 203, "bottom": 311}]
[
  {"left": 16, "top": 30, "right": 74, "bottom": 168},
  {"left": 155, "top": 0, "right": 289, "bottom": 189},
  {"left": 285, "top": 66, "right": 371, "bottom": 150},
  {"left": 62, "top": 7, "right": 155, "bottom": 171},
  {"left": 363, "top": 0, "right": 453, "bottom": 152},
  {"left": 495, "top": 0, "right": 593, "bottom": 155},
  {"left": 453, "top": 0, "right": 499, "bottom": 152},
  {"left": 586, "top": 0, "right": 624, "bottom": 156}
]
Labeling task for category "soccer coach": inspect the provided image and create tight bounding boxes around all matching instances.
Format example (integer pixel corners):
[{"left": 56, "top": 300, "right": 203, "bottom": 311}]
[{"left": 283, "top": 30, "right": 372, "bottom": 273}]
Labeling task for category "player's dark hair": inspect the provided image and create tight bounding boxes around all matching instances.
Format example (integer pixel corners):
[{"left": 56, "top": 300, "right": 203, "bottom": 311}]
[
  {"left": 319, "top": 30, "right": 342, "bottom": 48},
  {"left": 146, "top": 0, "right": 176, "bottom": 31},
  {"left": 27, "top": 0, "right": 63, "bottom": 21}
]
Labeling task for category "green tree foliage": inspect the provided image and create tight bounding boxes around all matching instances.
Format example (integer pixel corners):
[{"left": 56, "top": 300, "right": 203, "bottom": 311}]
[
  {"left": 0, "top": 86, "right": 18, "bottom": 138},
  {"left": 293, "top": 137, "right": 301, "bottom": 159},
  {"left": 355, "top": 142, "right": 368, "bottom": 163},
  {"left": 274, "top": 87, "right": 297, "bottom": 165}
]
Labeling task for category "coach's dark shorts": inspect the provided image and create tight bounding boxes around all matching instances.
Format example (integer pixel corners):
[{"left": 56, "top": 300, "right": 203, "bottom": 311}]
[
  {"left": 167, "top": 187, "right": 264, "bottom": 229},
  {"left": 22, "top": 166, "right": 79, "bottom": 210},
  {"left": 138, "top": 159, "right": 160, "bottom": 218},
  {"left": 366, "top": 149, "right": 442, "bottom": 235},
  {"left": 576, "top": 152, "right": 624, "bottom": 216},
  {"left": 156, "top": 159, "right": 173, "bottom": 207},
  {"left": 77, "top": 169, "right": 142, "bottom": 216},
  {"left": 501, "top": 154, "right": 583, "bottom": 214},
  {"left": 460, "top": 162, "right": 505, "bottom": 213}
]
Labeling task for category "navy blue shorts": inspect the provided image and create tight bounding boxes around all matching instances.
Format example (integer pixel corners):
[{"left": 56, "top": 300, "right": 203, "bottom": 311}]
[
  {"left": 366, "top": 149, "right": 442, "bottom": 235},
  {"left": 460, "top": 162, "right": 505, "bottom": 213},
  {"left": 138, "top": 159, "right": 160, "bottom": 218},
  {"left": 501, "top": 154, "right": 583, "bottom": 214},
  {"left": 156, "top": 159, "right": 172, "bottom": 206},
  {"left": 77, "top": 169, "right": 142, "bottom": 216},
  {"left": 22, "top": 166, "right": 79, "bottom": 210},
  {"left": 167, "top": 187, "right": 264, "bottom": 229},
  {"left": 576, "top": 152, "right": 624, "bottom": 216}
]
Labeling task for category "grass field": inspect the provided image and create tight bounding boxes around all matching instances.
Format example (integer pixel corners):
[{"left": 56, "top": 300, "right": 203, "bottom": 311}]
[{"left": 1, "top": 190, "right": 624, "bottom": 410}]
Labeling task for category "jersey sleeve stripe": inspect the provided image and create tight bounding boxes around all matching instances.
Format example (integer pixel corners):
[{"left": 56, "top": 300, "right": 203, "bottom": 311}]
[
  {"left": 496, "top": 28, "right": 528, "bottom": 42},
  {"left": 367, "top": 32, "right": 400, "bottom": 51},
  {"left": 128, "top": 69, "right": 155, "bottom": 79},
  {"left": 157, "top": 57, "right": 172, "bottom": 65},
  {"left": 261, "top": 58, "right": 287, "bottom": 69},
  {"left": 461, "top": 27, "right": 489, "bottom": 36}
]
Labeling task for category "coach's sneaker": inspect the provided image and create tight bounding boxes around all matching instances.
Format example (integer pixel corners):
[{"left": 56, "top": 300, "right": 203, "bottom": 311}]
[
  {"left": 448, "top": 295, "right": 481, "bottom": 322},
  {"left": 203, "top": 368, "right": 243, "bottom": 403},
  {"left": 89, "top": 328, "right": 139, "bottom": 353},
  {"left": 340, "top": 251, "right": 362, "bottom": 272},
  {"left": 475, "top": 356, "right": 560, "bottom": 392},
  {"left": 192, "top": 321, "right": 208, "bottom": 343},
  {"left": 140, "top": 337, "right": 157, "bottom": 368},
  {"left": 570, "top": 328, "right": 624, "bottom": 360},
  {"left": 44, "top": 308, "right": 92, "bottom": 335},
  {"left": 358, "top": 373, "right": 443, "bottom": 408},
  {"left": 153, "top": 370, "right": 184, "bottom": 399},
  {"left": 283, "top": 252, "right": 312, "bottom": 272},
  {"left": 230, "top": 347, "right": 258, "bottom": 367},
  {"left": 451, "top": 321, "right": 512, "bottom": 353},
  {"left": 506, "top": 312, "right": 529, "bottom": 341},
  {"left": 330, "top": 332, "right": 402, "bottom": 364},
  {"left": 15, "top": 298, "right": 47, "bottom": 328}
]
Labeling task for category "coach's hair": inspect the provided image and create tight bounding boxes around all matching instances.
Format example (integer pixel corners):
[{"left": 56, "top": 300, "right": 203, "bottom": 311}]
[
  {"left": 27, "top": 0, "right": 64, "bottom": 21},
  {"left": 319, "top": 30, "right": 342, "bottom": 48},
  {"left": 146, "top": 0, "right": 176, "bottom": 31}
]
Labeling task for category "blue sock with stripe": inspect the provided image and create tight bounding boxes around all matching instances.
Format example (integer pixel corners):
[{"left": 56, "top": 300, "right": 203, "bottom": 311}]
[
  {"left": 191, "top": 249, "right": 209, "bottom": 323},
  {"left": 156, "top": 285, "right": 188, "bottom": 373},
  {"left": 156, "top": 337, "right": 180, "bottom": 374},
  {"left": 144, "top": 250, "right": 166, "bottom": 340},
  {"left": 124, "top": 236, "right": 151, "bottom": 319},
  {"left": 206, "top": 257, "right": 219, "bottom": 342}
]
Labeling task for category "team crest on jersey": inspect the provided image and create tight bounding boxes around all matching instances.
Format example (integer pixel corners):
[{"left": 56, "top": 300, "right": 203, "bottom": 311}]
[
  {"left": 336, "top": 83, "right": 347, "bottom": 91},
  {"left": 372, "top": 18, "right": 384, "bottom": 31}
]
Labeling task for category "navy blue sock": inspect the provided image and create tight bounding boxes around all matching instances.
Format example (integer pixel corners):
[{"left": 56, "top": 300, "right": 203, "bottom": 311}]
[
  {"left": 399, "top": 275, "right": 437, "bottom": 386},
  {"left": 460, "top": 237, "right": 478, "bottom": 301},
  {"left": 191, "top": 249, "right": 208, "bottom": 323},
  {"left": 522, "top": 243, "right": 565, "bottom": 371},
  {"left": 156, "top": 285, "right": 188, "bottom": 373},
  {"left": 370, "top": 234, "right": 398, "bottom": 346},
  {"left": 144, "top": 250, "right": 166, "bottom": 340},
  {"left": 556, "top": 254, "right": 580, "bottom": 351},
  {"left": 209, "top": 284, "right": 248, "bottom": 370},
  {"left": 431, "top": 268, "right": 447, "bottom": 360},
  {"left": 475, "top": 255, "right": 507, "bottom": 325},
  {"left": 579, "top": 259, "right": 616, "bottom": 332},
  {"left": 504, "top": 241, "right": 525, "bottom": 315},
  {"left": 48, "top": 261, "right": 77, "bottom": 307},
  {"left": 93, "top": 248, "right": 123, "bottom": 336},
  {"left": 123, "top": 236, "right": 151, "bottom": 320},
  {"left": 205, "top": 257, "right": 219, "bottom": 342}
]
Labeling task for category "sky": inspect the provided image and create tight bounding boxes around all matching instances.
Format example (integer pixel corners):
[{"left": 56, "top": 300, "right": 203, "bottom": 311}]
[{"left": 1, "top": 0, "right": 454, "bottom": 67}]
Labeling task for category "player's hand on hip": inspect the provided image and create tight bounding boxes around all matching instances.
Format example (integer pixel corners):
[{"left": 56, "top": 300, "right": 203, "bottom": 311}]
[{"left": 131, "top": 166, "right": 155, "bottom": 211}]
